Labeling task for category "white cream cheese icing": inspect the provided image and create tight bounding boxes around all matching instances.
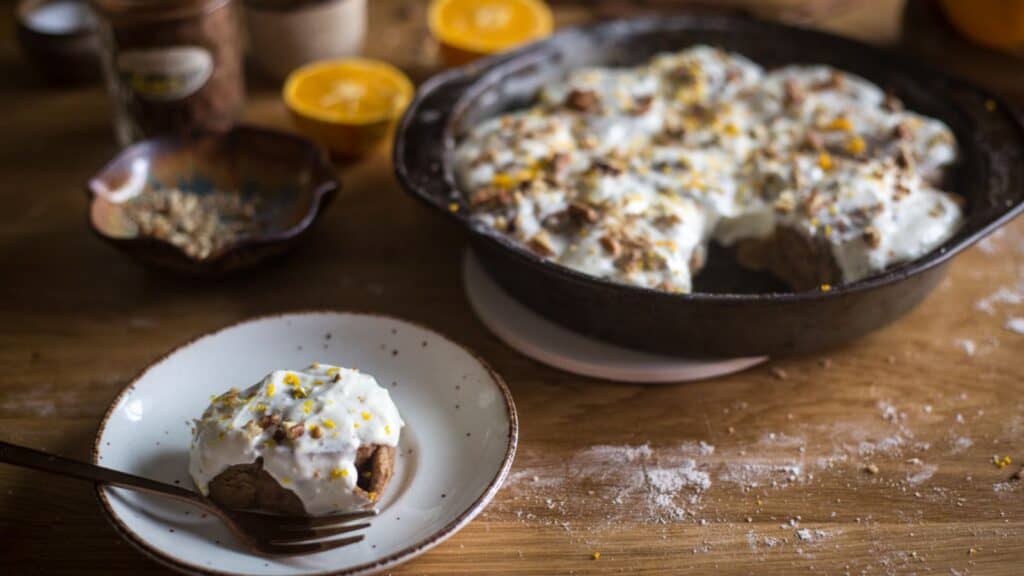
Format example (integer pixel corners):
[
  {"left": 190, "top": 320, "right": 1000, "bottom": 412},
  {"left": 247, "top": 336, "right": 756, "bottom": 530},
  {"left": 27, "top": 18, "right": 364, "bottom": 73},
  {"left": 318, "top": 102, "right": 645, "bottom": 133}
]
[
  {"left": 189, "top": 363, "right": 404, "bottom": 515},
  {"left": 454, "top": 45, "right": 963, "bottom": 292}
]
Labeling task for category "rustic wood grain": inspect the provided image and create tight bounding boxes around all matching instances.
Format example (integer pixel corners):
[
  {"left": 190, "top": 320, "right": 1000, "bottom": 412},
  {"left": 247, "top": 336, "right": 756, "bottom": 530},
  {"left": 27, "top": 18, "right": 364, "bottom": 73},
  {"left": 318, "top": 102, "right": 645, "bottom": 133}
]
[{"left": 2, "top": 1, "right": 1023, "bottom": 574}]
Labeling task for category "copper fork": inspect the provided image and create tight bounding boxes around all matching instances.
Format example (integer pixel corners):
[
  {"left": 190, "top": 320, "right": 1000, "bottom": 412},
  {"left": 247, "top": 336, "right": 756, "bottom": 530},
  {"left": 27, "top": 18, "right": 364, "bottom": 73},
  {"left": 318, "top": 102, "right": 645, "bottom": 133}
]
[{"left": 0, "top": 440, "right": 377, "bottom": 555}]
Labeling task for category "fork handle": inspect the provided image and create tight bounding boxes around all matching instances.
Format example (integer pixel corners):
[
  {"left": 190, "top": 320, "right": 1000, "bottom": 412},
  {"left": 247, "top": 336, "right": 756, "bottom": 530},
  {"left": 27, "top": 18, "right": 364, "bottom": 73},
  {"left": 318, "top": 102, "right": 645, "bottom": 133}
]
[{"left": 0, "top": 440, "right": 202, "bottom": 503}]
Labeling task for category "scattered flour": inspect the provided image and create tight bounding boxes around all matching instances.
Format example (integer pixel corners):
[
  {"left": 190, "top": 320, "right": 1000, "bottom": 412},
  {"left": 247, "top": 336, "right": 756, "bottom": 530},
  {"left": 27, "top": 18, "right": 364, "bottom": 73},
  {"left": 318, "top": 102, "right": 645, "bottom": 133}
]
[
  {"left": 795, "top": 528, "right": 833, "bottom": 543},
  {"left": 579, "top": 443, "right": 653, "bottom": 463},
  {"left": 1006, "top": 317, "right": 1024, "bottom": 335},
  {"left": 645, "top": 461, "right": 711, "bottom": 495},
  {"left": 644, "top": 460, "right": 710, "bottom": 521},
  {"left": 951, "top": 437, "right": 974, "bottom": 453},
  {"left": 878, "top": 400, "right": 905, "bottom": 422},
  {"left": 954, "top": 338, "right": 977, "bottom": 356},
  {"left": 857, "top": 435, "right": 906, "bottom": 456},
  {"left": 974, "top": 286, "right": 1024, "bottom": 314},
  {"left": 504, "top": 443, "right": 716, "bottom": 525},
  {"left": 495, "top": 391, "right": 1009, "bottom": 575},
  {"left": 719, "top": 462, "right": 805, "bottom": 488},
  {"left": 906, "top": 464, "right": 938, "bottom": 485},
  {"left": 993, "top": 481, "right": 1020, "bottom": 493}
]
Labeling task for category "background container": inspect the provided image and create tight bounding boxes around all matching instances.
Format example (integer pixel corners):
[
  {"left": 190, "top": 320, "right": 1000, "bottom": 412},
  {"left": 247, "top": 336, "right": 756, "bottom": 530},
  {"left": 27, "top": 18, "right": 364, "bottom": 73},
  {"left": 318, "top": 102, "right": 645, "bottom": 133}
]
[
  {"left": 92, "top": 0, "right": 245, "bottom": 145},
  {"left": 244, "top": 0, "right": 367, "bottom": 82}
]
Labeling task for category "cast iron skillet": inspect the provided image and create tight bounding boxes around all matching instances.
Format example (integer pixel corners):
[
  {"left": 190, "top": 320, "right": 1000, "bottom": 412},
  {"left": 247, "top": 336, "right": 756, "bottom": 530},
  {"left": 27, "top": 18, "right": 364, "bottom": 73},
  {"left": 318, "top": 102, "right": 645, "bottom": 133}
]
[{"left": 394, "top": 14, "right": 1024, "bottom": 358}]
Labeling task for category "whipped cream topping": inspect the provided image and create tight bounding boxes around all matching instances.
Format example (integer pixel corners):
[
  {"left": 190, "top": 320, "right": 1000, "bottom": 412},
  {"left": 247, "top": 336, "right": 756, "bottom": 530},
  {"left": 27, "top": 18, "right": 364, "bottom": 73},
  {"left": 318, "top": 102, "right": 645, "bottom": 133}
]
[
  {"left": 189, "top": 363, "right": 404, "bottom": 515},
  {"left": 454, "top": 45, "right": 962, "bottom": 292}
]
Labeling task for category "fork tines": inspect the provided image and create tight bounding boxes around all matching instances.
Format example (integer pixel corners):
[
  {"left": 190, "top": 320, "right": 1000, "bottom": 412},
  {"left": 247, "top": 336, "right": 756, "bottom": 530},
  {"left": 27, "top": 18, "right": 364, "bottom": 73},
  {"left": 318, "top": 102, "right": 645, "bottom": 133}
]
[
  {"left": 258, "top": 535, "right": 366, "bottom": 556},
  {"left": 230, "top": 508, "right": 379, "bottom": 555}
]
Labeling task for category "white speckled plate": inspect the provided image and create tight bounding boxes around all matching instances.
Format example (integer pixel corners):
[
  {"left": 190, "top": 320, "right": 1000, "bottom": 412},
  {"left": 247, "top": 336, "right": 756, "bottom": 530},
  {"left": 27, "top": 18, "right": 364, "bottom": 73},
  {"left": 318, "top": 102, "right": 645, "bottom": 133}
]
[{"left": 93, "top": 312, "right": 517, "bottom": 576}]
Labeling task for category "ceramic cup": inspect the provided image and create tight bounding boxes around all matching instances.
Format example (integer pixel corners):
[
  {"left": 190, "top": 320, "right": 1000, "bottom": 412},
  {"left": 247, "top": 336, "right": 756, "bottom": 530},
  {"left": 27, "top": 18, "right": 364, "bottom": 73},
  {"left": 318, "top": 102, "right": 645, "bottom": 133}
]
[{"left": 244, "top": 0, "right": 367, "bottom": 82}]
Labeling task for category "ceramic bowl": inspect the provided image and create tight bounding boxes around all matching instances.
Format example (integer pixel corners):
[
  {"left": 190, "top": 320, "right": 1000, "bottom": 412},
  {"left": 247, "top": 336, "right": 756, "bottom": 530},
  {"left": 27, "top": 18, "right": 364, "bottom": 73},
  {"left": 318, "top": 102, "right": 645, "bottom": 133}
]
[
  {"left": 93, "top": 311, "right": 517, "bottom": 575},
  {"left": 87, "top": 126, "right": 339, "bottom": 275}
]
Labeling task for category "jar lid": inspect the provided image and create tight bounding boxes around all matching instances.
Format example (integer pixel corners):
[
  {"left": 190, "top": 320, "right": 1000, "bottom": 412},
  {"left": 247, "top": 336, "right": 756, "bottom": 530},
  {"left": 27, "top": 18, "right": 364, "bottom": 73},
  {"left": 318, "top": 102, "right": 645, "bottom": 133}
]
[{"left": 91, "top": 0, "right": 232, "bottom": 22}]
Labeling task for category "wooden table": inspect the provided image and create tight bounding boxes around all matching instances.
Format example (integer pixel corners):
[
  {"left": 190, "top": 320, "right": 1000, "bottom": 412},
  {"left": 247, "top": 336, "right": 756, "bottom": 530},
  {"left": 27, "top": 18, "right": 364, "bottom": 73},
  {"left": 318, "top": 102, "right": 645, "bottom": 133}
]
[{"left": 2, "top": 1, "right": 1022, "bottom": 574}]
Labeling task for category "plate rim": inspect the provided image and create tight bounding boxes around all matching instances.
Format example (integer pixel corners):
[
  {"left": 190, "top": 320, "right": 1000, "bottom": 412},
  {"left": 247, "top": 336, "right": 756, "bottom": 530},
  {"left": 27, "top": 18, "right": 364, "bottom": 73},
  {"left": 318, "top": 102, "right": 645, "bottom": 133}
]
[{"left": 91, "top": 310, "right": 519, "bottom": 576}]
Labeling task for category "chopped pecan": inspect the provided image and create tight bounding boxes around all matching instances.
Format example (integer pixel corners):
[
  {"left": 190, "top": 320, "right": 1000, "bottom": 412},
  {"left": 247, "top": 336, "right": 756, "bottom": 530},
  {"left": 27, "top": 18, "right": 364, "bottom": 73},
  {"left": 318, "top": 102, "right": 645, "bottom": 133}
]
[
  {"left": 631, "top": 94, "right": 654, "bottom": 115},
  {"left": 566, "top": 88, "right": 601, "bottom": 113},
  {"left": 599, "top": 234, "right": 621, "bottom": 257},
  {"left": 258, "top": 413, "right": 282, "bottom": 429},
  {"left": 642, "top": 250, "right": 667, "bottom": 271},
  {"left": 541, "top": 210, "right": 572, "bottom": 233},
  {"left": 850, "top": 203, "right": 885, "bottom": 225},
  {"left": 892, "top": 120, "right": 913, "bottom": 140},
  {"left": 614, "top": 251, "right": 641, "bottom": 273},
  {"left": 242, "top": 419, "right": 262, "bottom": 439},
  {"left": 895, "top": 144, "right": 915, "bottom": 170},
  {"left": 528, "top": 233, "right": 556, "bottom": 257},
  {"left": 773, "top": 191, "right": 796, "bottom": 213},
  {"left": 550, "top": 152, "right": 572, "bottom": 175},
  {"left": 689, "top": 103, "right": 716, "bottom": 123},
  {"left": 812, "top": 71, "right": 845, "bottom": 91},
  {"left": 274, "top": 421, "right": 305, "bottom": 442},
  {"left": 761, "top": 172, "right": 789, "bottom": 200},
  {"left": 783, "top": 79, "right": 805, "bottom": 108},
  {"left": 568, "top": 202, "right": 599, "bottom": 224},
  {"left": 862, "top": 226, "right": 882, "bottom": 249},
  {"left": 591, "top": 159, "right": 623, "bottom": 176},
  {"left": 653, "top": 212, "right": 682, "bottom": 229},
  {"left": 892, "top": 184, "right": 909, "bottom": 202},
  {"left": 669, "top": 65, "right": 697, "bottom": 86},
  {"left": 883, "top": 91, "right": 904, "bottom": 112},
  {"left": 286, "top": 422, "right": 305, "bottom": 440},
  {"left": 803, "top": 188, "right": 825, "bottom": 215},
  {"left": 803, "top": 131, "right": 825, "bottom": 151},
  {"left": 470, "top": 186, "right": 512, "bottom": 209}
]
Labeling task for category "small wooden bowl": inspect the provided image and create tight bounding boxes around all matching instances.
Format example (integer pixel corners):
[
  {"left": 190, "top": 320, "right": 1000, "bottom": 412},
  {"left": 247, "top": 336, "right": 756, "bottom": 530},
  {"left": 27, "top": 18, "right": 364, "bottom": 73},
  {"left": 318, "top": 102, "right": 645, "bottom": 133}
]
[
  {"left": 16, "top": 0, "right": 101, "bottom": 83},
  {"left": 87, "top": 126, "right": 339, "bottom": 275}
]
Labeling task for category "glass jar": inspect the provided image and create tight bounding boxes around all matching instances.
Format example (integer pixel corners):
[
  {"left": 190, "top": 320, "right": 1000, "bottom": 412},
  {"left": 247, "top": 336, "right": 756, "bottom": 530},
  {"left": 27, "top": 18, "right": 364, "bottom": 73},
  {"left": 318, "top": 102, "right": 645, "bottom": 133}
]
[{"left": 92, "top": 0, "right": 245, "bottom": 145}]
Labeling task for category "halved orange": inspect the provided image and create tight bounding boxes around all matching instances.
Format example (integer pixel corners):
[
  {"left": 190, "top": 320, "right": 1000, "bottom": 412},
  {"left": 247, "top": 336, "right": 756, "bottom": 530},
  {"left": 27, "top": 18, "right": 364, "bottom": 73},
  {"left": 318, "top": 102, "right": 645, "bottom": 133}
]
[
  {"left": 939, "top": 0, "right": 1024, "bottom": 53},
  {"left": 429, "top": 0, "right": 554, "bottom": 67},
  {"left": 283, "top": 59, "right": 414, "bottom": 158}
]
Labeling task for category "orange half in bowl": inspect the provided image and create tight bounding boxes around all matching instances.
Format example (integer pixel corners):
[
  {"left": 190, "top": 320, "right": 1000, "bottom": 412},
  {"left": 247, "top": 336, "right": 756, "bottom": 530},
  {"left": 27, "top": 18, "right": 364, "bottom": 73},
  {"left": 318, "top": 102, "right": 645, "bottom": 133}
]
[
  {"left": 284, "top": 58, "right": 415, "bottom": 159},
  {"left": 429, "top": 0, "right": 554, "bottom": 67},
  {"left": 939, "top": 0, "right": 1024, "bottom": 54}
]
